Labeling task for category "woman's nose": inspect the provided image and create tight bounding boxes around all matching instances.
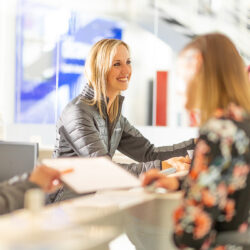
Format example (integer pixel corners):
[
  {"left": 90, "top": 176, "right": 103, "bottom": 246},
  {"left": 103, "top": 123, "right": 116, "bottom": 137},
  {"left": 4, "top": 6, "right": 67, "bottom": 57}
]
[{"left": 121, "top": 64, "right": 131, "bottom": 75}]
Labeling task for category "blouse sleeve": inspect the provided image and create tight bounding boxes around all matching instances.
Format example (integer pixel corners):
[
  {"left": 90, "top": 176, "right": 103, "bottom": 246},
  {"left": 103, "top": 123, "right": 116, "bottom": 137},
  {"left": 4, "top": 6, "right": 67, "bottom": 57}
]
[{"left": 173, "top": 118, "right": 250, "bottom": 249}]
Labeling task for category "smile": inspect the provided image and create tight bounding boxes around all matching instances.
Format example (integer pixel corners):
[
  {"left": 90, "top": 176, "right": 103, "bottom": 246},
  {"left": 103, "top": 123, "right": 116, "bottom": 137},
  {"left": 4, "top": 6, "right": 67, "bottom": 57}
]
[{"left": 117, "top": 77, "right": 128, "bottom": 82}]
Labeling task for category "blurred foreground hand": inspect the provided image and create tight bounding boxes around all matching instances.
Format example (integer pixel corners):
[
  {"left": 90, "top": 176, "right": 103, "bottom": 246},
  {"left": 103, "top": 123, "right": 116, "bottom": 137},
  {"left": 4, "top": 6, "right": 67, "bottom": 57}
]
[
  {"left": 162, "top": 156, "right": 191, "bottom": 171},
  {"left": 141, "top": 169, "right": 179, "bottom": 191},
  {"left": 29, "top": 165, "right": 62, "bottom": 193}
]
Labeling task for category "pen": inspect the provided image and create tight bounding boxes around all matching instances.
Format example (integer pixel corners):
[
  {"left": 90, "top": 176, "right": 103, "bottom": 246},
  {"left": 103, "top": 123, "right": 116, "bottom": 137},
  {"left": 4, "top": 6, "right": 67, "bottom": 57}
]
[
  {"left": 60, "top": 168, "right": 74, "bottom": 174},
  {"left": 51, "top": 168, "right": 74, "bottom": 187}
]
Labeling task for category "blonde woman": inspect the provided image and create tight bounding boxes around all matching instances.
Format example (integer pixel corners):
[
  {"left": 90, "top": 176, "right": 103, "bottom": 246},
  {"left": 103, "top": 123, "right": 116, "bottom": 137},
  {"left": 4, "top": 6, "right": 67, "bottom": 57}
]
[
  {"left": 52, "top": 39, "right": 194, "bottom": 201},
  {"left": 142, "top": 33, "right": 250, "bottom": 249}
]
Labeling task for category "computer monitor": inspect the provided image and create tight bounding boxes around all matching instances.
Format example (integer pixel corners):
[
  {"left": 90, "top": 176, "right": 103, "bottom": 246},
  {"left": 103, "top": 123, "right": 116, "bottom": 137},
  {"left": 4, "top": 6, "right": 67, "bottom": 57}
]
[{"left": 0, "top": 141, "right": 38, "bottom": 182}]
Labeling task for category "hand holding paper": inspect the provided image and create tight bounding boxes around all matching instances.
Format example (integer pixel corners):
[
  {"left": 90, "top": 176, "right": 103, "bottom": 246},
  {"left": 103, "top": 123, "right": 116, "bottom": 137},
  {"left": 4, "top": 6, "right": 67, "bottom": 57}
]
[
  {"left": 42, "top": 157, "right": 140, "bottom": 194},
  {"left": 29, "top": 165, "right": 62, "bottom": 193}
]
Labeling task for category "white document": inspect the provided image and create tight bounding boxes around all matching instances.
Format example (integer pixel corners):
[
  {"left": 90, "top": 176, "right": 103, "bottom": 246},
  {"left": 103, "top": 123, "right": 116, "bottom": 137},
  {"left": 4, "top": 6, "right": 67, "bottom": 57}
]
[{"left": 42, "top": 157, "right": 141, "bottom": 194}]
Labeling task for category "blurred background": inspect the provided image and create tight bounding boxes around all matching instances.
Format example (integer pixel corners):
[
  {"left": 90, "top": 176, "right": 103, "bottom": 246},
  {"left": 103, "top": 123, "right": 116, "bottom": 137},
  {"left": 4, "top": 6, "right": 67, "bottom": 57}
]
[{"left": 0, "top": 0, "right": 249, "bottom": 147}]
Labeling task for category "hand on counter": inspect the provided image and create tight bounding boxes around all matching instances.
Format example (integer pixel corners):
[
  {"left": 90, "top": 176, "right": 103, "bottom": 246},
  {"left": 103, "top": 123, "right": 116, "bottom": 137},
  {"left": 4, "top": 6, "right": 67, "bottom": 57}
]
[
  {"left": 162, "top": 156, "right": 191, "bottom": 172},
  {"left": 29, "top": 165, "right": 62, "bottom": 193},
  {"left": 141, "top": 169, "right": 179, "bottom": 191}
]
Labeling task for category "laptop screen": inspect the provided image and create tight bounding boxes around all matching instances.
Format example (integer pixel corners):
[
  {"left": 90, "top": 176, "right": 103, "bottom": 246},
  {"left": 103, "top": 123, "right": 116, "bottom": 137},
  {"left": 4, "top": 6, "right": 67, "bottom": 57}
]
[{"left": 0, "top": 141, "right": 38, "bottom": 182}]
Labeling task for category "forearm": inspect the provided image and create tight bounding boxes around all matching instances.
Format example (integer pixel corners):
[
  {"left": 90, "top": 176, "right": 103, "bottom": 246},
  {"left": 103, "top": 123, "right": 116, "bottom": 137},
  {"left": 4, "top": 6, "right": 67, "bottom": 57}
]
[
  {"left": 119, "top": 160, "right": 162, "bottom": 177},
  {"left": 0, "top": 178, "right": 38, "bottom": 215},
  {"left": 119, "top": 135, "right": 195, "bottom": 163},
  {"left": 155, "top": 138, "right": 195, "bottom": 160}
]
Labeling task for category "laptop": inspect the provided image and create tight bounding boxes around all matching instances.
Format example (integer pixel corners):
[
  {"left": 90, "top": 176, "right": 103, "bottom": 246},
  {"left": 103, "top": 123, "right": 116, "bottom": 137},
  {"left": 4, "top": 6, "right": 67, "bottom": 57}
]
[{"left": 0, "top": 141, "right": 38, "bottom": 182}]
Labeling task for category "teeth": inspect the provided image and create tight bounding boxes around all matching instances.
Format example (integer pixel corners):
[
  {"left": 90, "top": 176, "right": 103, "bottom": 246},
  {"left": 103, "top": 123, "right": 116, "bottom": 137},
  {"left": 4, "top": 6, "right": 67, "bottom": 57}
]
[{"left": 118, "top": 78, "right": 127, "bottom": 81}]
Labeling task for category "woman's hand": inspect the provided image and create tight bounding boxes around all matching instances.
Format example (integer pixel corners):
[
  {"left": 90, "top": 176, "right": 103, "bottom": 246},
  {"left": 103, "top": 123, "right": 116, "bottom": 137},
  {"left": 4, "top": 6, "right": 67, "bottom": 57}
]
[
  {"left": 162, "top": 156, "right": 191, "bottom": 171},
  {"left": 141, "top": 169, "right": 179, "bottom": 191},
  {"left": 29, "top": 165, "right": 62, "bottom": 193}
]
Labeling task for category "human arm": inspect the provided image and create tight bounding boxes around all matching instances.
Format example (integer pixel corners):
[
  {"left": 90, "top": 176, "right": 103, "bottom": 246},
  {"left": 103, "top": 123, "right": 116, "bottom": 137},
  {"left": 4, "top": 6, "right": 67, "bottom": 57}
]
[
  {"left": 55, "top": 102, "right": 193, "bottom": 176},
  {"left": 117, "top": 117, "right": 194, "bottom": 175},
  {"left": 0, "top": 166, "right": 61, "bottom": 215},
  {"left": 118, "top": 116, "right": 195, "bottom": 162},
  {"left": 29, "top": 165, "right": 62, "bottom": 193},
  {"left": 119, "top": 155, "right": 191, "bottom": 176}
]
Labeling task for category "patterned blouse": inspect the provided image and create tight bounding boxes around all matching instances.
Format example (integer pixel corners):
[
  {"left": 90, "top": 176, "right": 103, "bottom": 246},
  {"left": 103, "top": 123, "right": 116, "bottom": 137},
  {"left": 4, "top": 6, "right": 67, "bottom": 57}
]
[{"left": 173, "top": 104, "right": 250, "bottom": 250}]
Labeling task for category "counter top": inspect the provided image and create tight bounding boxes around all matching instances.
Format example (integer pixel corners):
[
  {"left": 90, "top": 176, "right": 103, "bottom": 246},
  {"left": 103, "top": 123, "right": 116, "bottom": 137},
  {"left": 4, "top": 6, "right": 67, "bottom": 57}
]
[{"left": 0, "top": 188, "right": 183, "bottom": 250}]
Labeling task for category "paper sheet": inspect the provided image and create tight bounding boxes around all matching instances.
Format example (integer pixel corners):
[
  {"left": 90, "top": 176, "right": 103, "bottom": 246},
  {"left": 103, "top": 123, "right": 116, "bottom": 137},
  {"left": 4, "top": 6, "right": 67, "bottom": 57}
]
[{"left": 42, "top": 157, "right": 141, "bottom": 194}]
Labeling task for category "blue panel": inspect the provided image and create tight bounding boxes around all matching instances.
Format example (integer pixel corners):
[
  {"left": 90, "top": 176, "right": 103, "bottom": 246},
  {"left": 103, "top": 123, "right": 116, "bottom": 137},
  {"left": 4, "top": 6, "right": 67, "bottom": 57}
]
[
  {"left": 74, "top": 18, "right": 123, "bottom": 44},
  {"left": 15, "top": 1, "right": 123, "bottom": 124},
  {"left": 64, "top": 59, "right": 85, "bottom": 65}
]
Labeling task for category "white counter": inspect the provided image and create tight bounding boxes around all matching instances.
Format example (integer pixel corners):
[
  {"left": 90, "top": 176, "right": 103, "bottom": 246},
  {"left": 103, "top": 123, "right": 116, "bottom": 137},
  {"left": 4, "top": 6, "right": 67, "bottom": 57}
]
[{"left": 0, "top": 188, "right": 182, "bottom": 250}]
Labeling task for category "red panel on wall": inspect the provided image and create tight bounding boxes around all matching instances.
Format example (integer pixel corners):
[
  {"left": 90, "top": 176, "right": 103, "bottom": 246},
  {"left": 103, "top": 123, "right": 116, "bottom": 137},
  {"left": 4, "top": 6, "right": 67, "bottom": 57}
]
[
  {"left": 189, "top": 110, "right": 200, "bottom": 127},
  {"left": 156, "top": 71, "right": 168, "bottom": 126}
]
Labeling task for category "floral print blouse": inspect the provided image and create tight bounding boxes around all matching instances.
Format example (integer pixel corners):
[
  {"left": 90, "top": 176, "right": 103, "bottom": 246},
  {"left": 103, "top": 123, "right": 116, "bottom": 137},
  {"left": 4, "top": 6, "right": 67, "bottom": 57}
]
[{"left": 173, "top": 104, "right": 250, "bottom": 250}]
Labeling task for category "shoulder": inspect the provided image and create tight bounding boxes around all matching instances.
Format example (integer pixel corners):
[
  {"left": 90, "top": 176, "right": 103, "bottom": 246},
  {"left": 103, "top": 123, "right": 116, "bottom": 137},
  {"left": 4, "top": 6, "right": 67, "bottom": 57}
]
[
  {"left": 200, "top": 116, "right": 249, "bottom": 142},
  {"left": 198, "top": 116, "right": 250, "bottom": 160},
  {"left": 62, "top": 95, "right": 98, "bottom": 119},
  {"left": 200, "top": 117, "right": 238, "bottom": 142},
  {"left": 200, "top": 104, "right": 250, "bottom": 143}
]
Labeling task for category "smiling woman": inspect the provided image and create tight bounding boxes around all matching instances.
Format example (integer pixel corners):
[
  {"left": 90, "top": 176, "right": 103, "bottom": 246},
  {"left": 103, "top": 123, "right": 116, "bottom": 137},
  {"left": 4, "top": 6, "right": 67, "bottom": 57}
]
[
  {"left": 83, "top": 39, "right": 132, "bottom": 123},
  {"left": 106, "top": 45, "right": 131, "bottom": 100},
  {"left": 51, "top": 38, "right": 195, "bottom": 203}
]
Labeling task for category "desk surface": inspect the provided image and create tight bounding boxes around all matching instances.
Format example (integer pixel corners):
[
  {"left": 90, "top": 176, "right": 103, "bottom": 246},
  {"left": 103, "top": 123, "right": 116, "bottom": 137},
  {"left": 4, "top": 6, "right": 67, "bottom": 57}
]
[{"left": 0, "top": 188, "right": 183, "bottom": 250}]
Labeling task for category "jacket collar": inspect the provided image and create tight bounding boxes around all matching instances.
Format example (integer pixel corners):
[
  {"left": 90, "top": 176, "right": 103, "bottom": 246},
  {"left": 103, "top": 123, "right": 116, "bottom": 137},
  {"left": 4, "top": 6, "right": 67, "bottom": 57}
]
[
  {"left": 81, "top": 83, "right": 125, "bottom": 110},
  {"left": 81, "top": 84, "right": 95, "bottom": 100}
]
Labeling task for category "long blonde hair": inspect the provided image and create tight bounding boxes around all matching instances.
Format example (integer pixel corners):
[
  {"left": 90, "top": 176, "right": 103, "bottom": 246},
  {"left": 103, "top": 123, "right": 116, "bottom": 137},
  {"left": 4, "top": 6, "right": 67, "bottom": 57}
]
[
  {"left": 183, "top": 33, "right": 250, "bottom": 124},
  {"left": 84, "top": 39, "right": 130, "bottom": 122}
]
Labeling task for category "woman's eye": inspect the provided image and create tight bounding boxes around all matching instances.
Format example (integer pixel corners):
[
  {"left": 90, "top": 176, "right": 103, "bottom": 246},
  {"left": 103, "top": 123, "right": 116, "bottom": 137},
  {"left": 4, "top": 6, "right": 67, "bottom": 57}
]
[
  {"left": 114, "top": 62, "right": 120, "bottom": 66},
  {"left": 127, "top": 60, "right": 131, "bottom": 65}
]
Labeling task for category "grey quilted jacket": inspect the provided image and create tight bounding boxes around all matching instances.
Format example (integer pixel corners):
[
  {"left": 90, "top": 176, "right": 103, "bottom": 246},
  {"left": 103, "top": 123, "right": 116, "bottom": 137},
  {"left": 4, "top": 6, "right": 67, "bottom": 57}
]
[
  {"left": 51, "top": 84, "right": 195, "bottom": 202},
  {"left": 54, "top": 84, "right": 195, "bottom": 175}
]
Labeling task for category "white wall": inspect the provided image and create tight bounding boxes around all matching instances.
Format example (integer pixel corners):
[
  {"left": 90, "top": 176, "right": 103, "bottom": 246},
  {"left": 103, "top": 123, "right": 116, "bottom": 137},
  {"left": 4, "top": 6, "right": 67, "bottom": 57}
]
[
  {"left": 0, "top": 0, "right": 16, "bottom": 126},
  {"left": 122, "top": 23, "right": 174, "bottom": 125},
  {"left": 0, "top": 0, "right": 194, "bottom": 148},
  {"left": 136, "top": 126, "right": 197, "bottom": 146}
]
